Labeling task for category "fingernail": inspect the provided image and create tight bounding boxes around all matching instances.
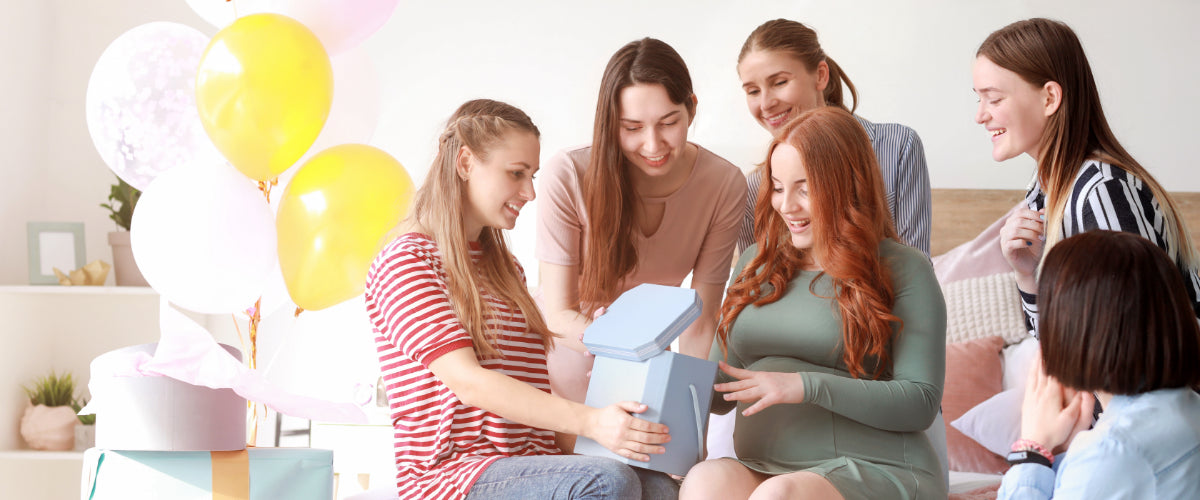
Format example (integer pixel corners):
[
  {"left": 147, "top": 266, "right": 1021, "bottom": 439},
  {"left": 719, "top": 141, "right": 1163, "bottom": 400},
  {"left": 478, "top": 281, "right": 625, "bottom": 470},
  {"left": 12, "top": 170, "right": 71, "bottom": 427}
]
[
  {"left": 1039, "top": 214, "right": 1046, "bottom": 220},
  {"left": 1039, "top": 235, "right": 1045, "bottom": 241},
  {"left": 1026, "top": 241, "right": 1032, "bottom": 246}
]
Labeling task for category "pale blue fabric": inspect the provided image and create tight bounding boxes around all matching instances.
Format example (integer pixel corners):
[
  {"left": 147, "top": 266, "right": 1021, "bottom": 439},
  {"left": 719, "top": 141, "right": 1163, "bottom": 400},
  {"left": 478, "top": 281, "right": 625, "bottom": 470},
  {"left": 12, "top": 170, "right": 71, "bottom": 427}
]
[
  {"left": 464, "top": 454, "right": 679, "bottom": 500},
  {"left": 998, "top": 388, "right": 1200, "bottom": 499}
]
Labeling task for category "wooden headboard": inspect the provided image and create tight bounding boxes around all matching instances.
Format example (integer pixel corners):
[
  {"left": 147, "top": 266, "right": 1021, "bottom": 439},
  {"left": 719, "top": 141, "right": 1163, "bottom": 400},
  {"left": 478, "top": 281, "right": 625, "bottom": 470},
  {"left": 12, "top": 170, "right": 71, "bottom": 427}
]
[{"left": 931, "top": 189, "right": 1200, "bottom": 257}]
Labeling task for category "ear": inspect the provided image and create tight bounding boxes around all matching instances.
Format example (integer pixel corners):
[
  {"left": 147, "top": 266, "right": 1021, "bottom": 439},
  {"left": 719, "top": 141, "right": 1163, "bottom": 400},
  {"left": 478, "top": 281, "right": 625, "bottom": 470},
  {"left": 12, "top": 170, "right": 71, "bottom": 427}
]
[
  {"left": 455, "top": 145, "right": 472, "bottom": 181},
  {"left": 689, "top": 93, "right": 699, "bottom": 123},
  {"left": 1043, "top": 81, "right": 1063, "bottom": 117},
  {"left": 814, "top": 60, "right": 830, "bottom": 93}
]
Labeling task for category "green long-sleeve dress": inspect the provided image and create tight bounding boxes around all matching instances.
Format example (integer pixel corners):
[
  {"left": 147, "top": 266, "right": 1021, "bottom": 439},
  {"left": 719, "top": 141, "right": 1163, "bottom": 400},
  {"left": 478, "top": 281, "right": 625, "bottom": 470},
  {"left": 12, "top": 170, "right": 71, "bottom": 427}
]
[{"left": 711, "top": 239, "right": 947, "bottom": 500}]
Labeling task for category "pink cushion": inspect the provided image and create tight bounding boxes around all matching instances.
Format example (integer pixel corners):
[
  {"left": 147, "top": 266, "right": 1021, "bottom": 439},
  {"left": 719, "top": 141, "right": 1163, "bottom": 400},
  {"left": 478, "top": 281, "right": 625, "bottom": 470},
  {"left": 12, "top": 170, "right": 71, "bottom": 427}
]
[
  {"left": 943, "top": 336, "right": 1009, "bottom": 474},
  {"left": 933, "top": 204, "right": 1021, "bottom": 285}
]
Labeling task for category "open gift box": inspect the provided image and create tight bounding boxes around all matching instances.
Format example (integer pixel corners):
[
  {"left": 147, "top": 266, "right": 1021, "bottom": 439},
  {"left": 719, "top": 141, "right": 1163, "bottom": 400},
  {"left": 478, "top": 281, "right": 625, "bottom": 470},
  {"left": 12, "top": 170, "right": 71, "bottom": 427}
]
[
  {"left": 573, "top": 284, "right": 718, "bottom": 476},
  {"left": 84, "top": 343, "right": 248, "bottom": 451}
]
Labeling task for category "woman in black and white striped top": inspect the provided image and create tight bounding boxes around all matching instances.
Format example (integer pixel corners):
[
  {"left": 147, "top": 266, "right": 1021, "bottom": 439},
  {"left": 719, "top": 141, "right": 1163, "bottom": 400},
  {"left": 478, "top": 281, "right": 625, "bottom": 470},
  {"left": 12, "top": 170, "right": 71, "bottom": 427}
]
[
  {"left": 735, "top": 19, "right": 932, "bottom": 257},
  {"left": 973, "top": 18, "right": 1200, "bottom": 337}
]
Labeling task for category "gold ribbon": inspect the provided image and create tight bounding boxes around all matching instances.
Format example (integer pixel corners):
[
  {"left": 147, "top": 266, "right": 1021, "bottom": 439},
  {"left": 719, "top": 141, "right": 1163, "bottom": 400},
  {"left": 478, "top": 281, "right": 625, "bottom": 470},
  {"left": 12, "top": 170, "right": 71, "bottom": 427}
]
[{"left": 211, "top": 449, "right": 250, "bottom": 500}]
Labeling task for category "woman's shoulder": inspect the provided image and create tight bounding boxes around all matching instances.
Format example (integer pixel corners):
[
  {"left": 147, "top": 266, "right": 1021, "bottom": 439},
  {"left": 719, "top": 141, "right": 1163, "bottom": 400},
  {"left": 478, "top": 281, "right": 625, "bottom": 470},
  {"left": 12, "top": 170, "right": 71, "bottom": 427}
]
[
  {"left": 694, "top": 144, "right": 745, "bottom": 177},
  {"left": 853, "top": 115, "right": 920, "bottom": 143}
]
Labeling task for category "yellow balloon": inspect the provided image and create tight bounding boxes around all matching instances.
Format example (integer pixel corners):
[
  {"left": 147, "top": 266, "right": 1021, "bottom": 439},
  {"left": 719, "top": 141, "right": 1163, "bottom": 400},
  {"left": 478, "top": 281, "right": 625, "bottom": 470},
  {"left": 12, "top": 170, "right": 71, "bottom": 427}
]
[
  {"left": 277, "top": 144, "right": 414, "bottom": 311},
  {"left": 196, "top": 13, "right": 333, "bottom": 182}
]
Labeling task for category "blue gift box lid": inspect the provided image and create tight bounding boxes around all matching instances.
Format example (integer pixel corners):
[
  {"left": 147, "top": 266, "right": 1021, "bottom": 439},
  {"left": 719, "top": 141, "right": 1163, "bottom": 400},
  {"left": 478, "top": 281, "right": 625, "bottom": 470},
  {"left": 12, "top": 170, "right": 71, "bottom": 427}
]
[{"left": 582, "top": 284, "right": 702, "bottom": 361}]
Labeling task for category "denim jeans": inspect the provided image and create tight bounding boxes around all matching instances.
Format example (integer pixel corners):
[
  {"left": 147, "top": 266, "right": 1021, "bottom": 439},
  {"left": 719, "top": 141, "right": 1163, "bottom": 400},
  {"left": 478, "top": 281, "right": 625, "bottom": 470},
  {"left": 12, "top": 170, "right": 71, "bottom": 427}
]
[{"left": 464, "top": 455, "right": 679, "bottom": 500}]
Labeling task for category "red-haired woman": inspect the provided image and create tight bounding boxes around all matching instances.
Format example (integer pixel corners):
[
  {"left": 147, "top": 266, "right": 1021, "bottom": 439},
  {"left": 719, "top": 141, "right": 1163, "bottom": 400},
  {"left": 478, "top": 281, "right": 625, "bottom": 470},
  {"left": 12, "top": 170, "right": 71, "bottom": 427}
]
[
  {"left": 679, "top": 107, "right": 946, "bottom": 500},
  {"left": 536, "top": 38, "right": 747, "bottom": 413}
]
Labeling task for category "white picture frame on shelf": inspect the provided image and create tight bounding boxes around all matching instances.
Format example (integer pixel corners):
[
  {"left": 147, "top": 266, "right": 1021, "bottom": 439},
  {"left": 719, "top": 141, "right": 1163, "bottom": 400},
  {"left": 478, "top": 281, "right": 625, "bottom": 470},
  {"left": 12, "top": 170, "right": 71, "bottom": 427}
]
[{"left": 26, "top": 222, "right": 86, "bottom": 285}]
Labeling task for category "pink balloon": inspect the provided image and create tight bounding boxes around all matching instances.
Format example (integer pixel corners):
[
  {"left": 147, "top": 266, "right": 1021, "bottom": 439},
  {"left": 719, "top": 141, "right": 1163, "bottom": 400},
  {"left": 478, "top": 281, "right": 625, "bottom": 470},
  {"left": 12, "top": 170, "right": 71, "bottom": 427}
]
[{"left": 186, "top": 0, "right": 400, "bottom": 54}]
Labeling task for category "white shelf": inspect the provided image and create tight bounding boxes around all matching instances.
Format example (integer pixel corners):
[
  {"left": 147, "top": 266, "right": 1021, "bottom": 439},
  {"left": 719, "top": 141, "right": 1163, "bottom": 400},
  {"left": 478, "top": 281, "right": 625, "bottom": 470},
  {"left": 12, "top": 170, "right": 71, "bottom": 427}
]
[
  {"left": 0, "top": 450, "right": 85, "bottom": 460},
  {"left": 0, "top": 285, "right": 156, "bottom": 296}
]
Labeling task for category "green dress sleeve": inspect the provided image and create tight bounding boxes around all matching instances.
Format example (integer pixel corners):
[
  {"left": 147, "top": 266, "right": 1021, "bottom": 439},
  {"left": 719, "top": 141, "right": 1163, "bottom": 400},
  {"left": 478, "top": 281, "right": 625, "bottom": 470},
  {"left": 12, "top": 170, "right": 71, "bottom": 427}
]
[{"left": 800, "top": 242, "right": 946, "bottom": 432}]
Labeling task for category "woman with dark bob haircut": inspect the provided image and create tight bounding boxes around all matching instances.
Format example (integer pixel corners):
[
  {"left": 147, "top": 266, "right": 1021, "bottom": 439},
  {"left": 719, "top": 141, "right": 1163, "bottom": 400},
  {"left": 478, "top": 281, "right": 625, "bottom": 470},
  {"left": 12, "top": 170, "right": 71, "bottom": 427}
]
[{"left": 999, "top": 230, "right": 1200, "bottom": 499}]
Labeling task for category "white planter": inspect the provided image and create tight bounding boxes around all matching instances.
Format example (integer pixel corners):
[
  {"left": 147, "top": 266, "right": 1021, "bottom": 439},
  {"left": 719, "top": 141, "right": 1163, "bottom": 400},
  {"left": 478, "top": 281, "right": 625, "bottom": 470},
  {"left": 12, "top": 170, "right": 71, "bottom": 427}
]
[
  {"left": 75, "top": 424, "right": 96, "bottom": 451},
  {"left": 19, "top": 405, "right": 77, "bottom": 451},
  {"left": 108, "top": 231, "right": 149, "bottom": 286}
]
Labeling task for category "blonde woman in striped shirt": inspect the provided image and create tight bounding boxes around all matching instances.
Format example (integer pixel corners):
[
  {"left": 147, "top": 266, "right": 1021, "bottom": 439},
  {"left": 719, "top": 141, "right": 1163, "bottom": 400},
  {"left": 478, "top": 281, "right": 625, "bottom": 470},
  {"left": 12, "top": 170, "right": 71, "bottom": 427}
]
[
  {"left": 365, "top": 99, "right": 678, "bottom": 500},
  {"left": 735, "top": 19, "right": 932, "bottom": 257}
]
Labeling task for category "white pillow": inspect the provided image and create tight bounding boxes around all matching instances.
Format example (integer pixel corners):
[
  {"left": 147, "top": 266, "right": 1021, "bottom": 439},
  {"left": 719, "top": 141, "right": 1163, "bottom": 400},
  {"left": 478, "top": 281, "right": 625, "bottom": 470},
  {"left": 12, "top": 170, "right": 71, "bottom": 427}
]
[{"left": 951, "top": 337, "right": 1040, "bottom": 456}]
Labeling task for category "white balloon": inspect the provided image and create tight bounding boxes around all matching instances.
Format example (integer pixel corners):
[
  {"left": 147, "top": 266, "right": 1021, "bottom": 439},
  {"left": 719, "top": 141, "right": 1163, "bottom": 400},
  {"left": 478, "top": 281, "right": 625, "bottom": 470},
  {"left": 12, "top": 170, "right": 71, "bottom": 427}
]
[
  {"left": 132, "top": 161, "right": 277, "bottom": 314},
  {"left": 85, "top": 22, "right": 223, "bottom": 190}
]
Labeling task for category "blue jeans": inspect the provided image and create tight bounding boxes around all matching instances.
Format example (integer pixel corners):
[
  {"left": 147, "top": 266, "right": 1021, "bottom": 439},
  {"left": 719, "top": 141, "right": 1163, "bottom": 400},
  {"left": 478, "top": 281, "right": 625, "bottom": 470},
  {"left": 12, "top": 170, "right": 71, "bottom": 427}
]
[{"left": 464, "top": 455, "right": 679, "bottom": 500}]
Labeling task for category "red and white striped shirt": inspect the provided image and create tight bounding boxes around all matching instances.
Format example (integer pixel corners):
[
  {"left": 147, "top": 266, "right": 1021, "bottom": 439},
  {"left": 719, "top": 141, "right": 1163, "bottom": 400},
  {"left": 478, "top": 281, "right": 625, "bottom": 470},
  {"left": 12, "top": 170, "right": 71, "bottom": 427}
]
[{"left": 364, "top": 233, "right": 559, "bottom": 500}]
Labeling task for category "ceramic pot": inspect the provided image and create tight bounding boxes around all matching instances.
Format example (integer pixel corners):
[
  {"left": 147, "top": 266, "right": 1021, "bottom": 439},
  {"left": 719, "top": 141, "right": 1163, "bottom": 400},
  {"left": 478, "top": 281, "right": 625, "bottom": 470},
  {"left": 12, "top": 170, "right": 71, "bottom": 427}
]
[
  {"left": 74, "top": 424, "right": 96, "bottom": 451},
  {"left": 108, "top": 231, "right": 148, "bottom": 286},
  {"left": 19, "top": 405, "right": 77, "bottom": 451}
]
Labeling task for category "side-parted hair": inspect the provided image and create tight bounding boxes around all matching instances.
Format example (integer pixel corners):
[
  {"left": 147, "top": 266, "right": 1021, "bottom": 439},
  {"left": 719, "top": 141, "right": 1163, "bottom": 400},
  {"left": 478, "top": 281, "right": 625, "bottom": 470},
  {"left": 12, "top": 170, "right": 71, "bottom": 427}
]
[
  {"left": 1039, "top": 231, "right": 1200, "bottom": 393},
  {"left": 407, "top": 99, "right": 554, "bottom": 358},
  {"left": 580, "top": 38, "right": 696, "bottom": 312},
  {"left": 978, "top": 18, "right": 1198, "bottom": 272},
  {"left": 717, "top": 107, "right": 900, "bottom": 379},
  {"left": 739, "top": 18, "right": 858, "bottom": 113}
]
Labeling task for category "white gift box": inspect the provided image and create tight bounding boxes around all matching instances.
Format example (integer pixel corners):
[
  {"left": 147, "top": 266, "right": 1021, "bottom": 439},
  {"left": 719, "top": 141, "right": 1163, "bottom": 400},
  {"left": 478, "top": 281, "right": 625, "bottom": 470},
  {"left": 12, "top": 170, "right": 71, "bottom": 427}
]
[
  {"left": 86, "top": 343, "right": 247, "bottom": 451},
  {"left": 575, "top": 284, "right": 718, "bottom": 476}
]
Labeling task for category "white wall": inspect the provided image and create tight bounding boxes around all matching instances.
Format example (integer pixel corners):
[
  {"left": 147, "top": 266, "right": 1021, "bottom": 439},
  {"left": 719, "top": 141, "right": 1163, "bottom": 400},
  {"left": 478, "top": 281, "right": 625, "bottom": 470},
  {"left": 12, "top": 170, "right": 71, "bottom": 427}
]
[{"left": 3, "top": 0, "right": 1198, "bottom": 287}]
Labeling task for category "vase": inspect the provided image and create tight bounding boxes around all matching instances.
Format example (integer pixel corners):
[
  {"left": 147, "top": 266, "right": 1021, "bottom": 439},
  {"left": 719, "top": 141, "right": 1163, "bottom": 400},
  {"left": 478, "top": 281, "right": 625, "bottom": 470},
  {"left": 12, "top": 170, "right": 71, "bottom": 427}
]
[
  {"left": 108, "top": 231, "right": 148, "bottom": 286},
  {"left": 19, "top": 405, "right": 77, "bottom": 451},
  {"left": 75, "top": 423, "right": 96, "bottom": 451}
]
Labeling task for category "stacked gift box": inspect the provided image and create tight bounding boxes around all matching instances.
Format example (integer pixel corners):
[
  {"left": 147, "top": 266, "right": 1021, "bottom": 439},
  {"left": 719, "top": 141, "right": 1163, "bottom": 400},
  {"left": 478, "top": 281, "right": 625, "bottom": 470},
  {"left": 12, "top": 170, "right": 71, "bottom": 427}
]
[
  {"left": 80, "top": 343, "right": 334, "bottom": 500},
  {"left": 574, "top": 284, "right": 719, "bottom": 476}
]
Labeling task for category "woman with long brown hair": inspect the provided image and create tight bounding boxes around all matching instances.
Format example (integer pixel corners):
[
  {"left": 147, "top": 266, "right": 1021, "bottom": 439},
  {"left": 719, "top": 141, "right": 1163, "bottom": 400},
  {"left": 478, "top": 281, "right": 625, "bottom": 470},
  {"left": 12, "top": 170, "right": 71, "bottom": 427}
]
[
  {"left": 679, "top": 107, "right": 946, "bottom": 500},
  {"left": 735, "top": 19, "right": 932, "bottom": 257},
  {"left": 366, "top": 99, "right": 678, "bottom": 500},
  {"left": 536, "top": 38, "right": 746, "bottom": 409},
  {"left": 974, "top": 18, "right": 1200, "bottom": 334}
]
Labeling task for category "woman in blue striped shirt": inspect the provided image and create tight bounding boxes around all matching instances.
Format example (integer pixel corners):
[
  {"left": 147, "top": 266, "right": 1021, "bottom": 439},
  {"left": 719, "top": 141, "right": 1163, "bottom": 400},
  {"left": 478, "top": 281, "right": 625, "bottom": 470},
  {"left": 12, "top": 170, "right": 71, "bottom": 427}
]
[
  {"left": 973, "top": 18, "right": 1200, "bottom": 334},
  {"left": 735, "top": 19, "right": 932, "bottom": 257}
]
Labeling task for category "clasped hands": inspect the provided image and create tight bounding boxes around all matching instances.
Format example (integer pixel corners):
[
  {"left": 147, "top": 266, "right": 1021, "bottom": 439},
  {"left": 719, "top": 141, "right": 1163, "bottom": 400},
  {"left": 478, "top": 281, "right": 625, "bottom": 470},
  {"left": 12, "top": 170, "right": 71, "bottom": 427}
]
[{"left": 1020, "top": 358, "right": 1095, "bottom": 455}]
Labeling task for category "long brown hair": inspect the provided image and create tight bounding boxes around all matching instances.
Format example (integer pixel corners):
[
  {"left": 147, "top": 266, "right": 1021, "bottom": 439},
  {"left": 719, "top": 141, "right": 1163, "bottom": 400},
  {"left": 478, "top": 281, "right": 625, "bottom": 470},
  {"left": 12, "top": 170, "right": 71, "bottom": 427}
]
[
  {"left": 580, "top": 38, "right": 696, "bottom": 312},
  {"left": 407, "top": 99, "right": 554, "bottom": 358},
  {"left": 718, "top": 107, "right": 900, "bottom": 379},
  {"left": 1039, "top": 231, "right": 1200, "bottom": 393},
  {"left": 978, "top": 18, "right": 1198, "bottom": 271},
  {"left": 739, "top": 19, "right": 858, "bottom": 113}
]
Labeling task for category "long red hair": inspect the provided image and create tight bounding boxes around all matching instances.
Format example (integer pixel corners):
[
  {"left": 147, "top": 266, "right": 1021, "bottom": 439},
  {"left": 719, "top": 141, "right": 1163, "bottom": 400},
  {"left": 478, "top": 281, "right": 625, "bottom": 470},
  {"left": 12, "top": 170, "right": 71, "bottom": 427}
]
[{"left": 718, "top": 107, "right": 900, "bottom": 379}]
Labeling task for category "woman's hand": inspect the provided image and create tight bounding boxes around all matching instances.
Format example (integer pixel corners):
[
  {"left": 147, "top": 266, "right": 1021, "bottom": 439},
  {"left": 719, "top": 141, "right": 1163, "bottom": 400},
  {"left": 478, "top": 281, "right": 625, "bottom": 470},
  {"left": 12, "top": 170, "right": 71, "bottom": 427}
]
[
  {"left": 1019, "top": 359, "right": 1094, "bottom": 453},
  {"left": 999, "top": 208, "right": 1045, "bottom": 292},
  {"left": 713, "top": 360, "right": 805, "bottom": 417},
  {"left": 584, "top": 401, "right": 670, "bottom": 462}
]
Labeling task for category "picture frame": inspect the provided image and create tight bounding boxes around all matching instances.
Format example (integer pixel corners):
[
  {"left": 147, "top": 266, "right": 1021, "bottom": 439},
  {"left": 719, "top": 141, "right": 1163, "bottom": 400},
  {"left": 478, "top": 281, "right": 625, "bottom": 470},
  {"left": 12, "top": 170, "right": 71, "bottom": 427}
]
[{"left": 27, "top": 222, "right": 86, "bottom": 285}]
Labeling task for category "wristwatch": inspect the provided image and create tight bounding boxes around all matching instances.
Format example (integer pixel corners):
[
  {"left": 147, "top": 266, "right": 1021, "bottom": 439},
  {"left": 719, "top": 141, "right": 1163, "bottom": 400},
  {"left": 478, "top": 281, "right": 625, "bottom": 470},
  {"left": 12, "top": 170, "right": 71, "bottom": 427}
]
[{"left": 1006, "top": 449, "right": 1052, "bottom": 468}]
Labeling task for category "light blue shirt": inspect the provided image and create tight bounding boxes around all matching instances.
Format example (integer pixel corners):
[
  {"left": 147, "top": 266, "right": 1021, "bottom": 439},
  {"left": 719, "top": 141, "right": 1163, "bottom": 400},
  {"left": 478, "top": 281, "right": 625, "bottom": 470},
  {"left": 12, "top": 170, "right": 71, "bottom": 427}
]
[{"left": 998, "top": 388, "right": 1200, "bottom": 499}]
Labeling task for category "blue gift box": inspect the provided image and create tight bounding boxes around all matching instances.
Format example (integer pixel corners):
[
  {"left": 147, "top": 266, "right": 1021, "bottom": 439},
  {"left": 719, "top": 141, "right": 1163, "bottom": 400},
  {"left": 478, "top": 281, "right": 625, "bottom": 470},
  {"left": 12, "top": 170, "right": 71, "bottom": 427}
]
[
  {"left": 81, "top": 447, "right": 334, "bottom": 500},
  {"left": 575, "top": 284, "right": 718, "bottom": 476}
]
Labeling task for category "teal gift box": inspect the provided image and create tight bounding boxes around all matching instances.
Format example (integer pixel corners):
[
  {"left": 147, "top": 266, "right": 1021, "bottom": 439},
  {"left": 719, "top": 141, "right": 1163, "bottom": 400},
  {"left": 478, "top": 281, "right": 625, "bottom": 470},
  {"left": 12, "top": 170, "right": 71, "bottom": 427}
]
[
  {"left": 574, "top": 284, "right": 718, "bottom": 476},
  {"left": 81, "top": 447, "right": 334, "bottom": 500}
]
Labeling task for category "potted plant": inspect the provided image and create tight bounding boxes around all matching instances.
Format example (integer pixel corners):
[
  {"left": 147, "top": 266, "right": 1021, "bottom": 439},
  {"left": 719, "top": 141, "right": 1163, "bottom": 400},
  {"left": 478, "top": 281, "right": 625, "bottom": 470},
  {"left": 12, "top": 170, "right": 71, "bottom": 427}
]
[
  {"left": 72, "top": 398, "right": 96, "bottom": 451},
  {"left": 19, "top": 371, "right": 81, "bottom": 451},
  {"left": 101, "top": 176, "right": 148, "bottom": 286}
]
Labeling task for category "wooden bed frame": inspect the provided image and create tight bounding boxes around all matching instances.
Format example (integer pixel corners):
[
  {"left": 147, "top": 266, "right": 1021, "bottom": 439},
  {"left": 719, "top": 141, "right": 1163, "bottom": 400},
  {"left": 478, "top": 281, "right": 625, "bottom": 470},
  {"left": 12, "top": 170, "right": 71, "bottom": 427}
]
[{"left": 930, "top": 189, "right": 1200, "bottom": 257}]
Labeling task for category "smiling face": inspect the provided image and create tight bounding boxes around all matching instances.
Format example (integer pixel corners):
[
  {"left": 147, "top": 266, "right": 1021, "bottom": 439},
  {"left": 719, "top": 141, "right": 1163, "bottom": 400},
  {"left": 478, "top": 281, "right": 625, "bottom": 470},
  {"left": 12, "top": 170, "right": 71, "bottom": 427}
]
[
  {"left": 769, "top": 143, "right": 814, "bottom": 252},
  {"left": 738, "top": 49, "right": 828, "bottom": 135},
  {"left": 973, "top": 56, "right": 1054, "bottom": 162},
  {"left": 460, "top": 129, "right": 539, "bottom": 239},
  {"left": 617, "top": 83, "right": 693, "bottom": 178}
]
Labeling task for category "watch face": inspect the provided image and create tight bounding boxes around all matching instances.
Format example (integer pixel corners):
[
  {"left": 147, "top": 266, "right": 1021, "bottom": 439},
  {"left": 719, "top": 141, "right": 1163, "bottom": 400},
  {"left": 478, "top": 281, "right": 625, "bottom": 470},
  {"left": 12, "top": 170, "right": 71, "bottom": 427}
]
[{"left": 1006, "top": 450, "right": 1030, "bottom": 461}]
